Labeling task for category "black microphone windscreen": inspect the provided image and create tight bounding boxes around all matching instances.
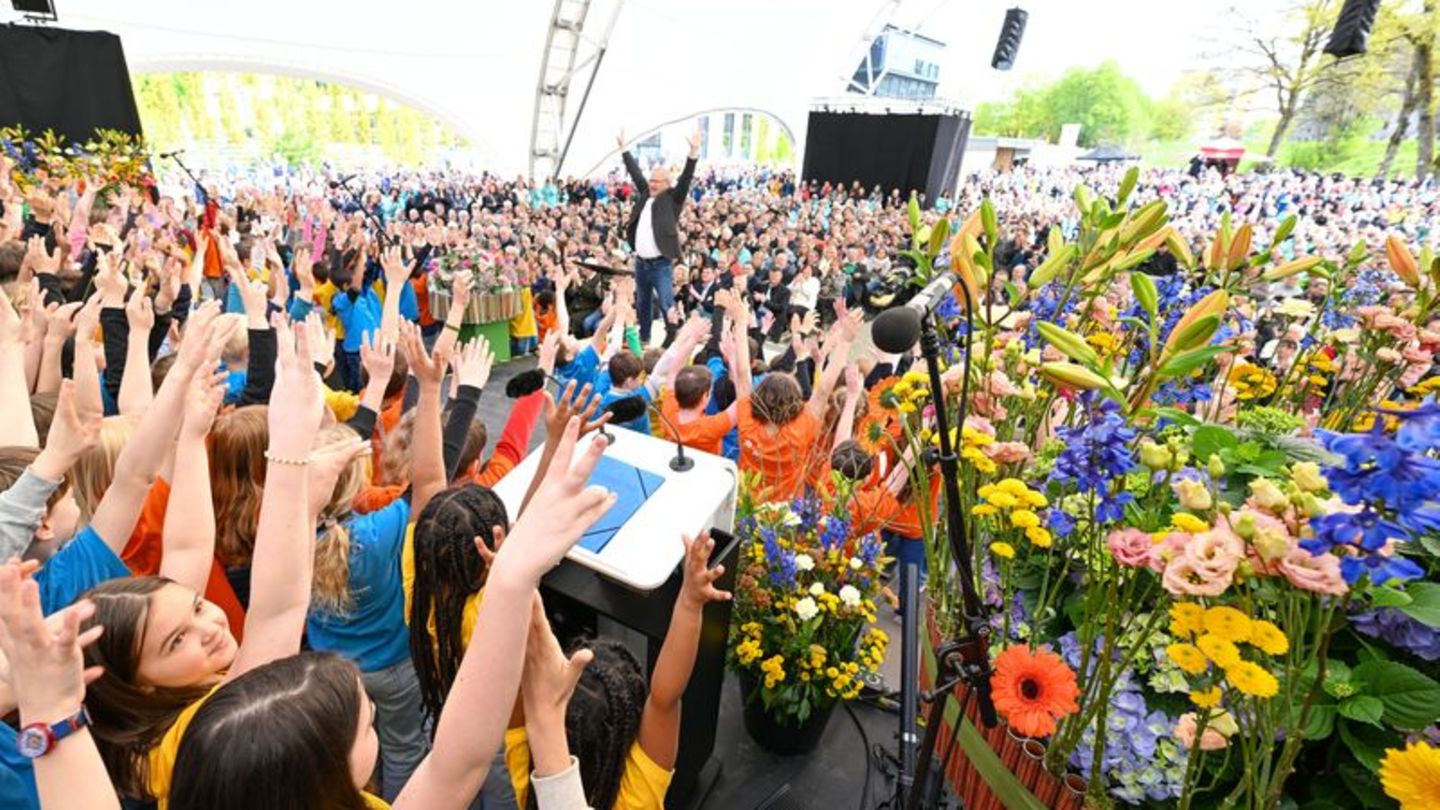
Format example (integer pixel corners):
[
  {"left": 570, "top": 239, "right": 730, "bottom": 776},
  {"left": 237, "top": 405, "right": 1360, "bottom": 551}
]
[
  {"left": 505, "top": 369, "right": 547, "bottom": 398},
  {"left": 604, "top": 395, "right": 648, "bottom": 423},
  {"left": 872, "top": 307, "right": 923, "bottom": 353}
]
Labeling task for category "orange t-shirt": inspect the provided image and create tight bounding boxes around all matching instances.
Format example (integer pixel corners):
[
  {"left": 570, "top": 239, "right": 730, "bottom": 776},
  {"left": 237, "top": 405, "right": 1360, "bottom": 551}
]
[
  {"left": 536, "top": 307, "right": 559, "bottom": 344},
  {"left": 738, "top": 399, "right": 820, "bottom": 502},
  {"left": 121, "top": 480, "right": 246, "bottom": 642},
  {"left": 660, "top": 394, "right": 733, "bottom": 457}
]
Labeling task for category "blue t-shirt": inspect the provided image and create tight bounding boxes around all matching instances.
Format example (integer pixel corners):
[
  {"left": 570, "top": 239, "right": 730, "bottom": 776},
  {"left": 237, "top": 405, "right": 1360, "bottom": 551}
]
[
  {"left": 305, "top": 498, "right": 411, "bottom": 673},
  {"left": 555, "top": 345, "right": 602, "bottom": 391},
  {"left": 35, "top": 526, "right": 130, "bottom": 617},
  {"left": 599, "top": 385, "right": 652, "bottom": 436},
  {"left": 0, "top": 724, "right": 37, "bottom": 810}
]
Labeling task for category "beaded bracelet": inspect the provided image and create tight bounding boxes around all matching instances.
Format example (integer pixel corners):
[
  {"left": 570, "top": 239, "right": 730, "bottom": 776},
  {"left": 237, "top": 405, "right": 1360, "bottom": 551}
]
[{"left": 263, "top": 451, "right": 312, "bottom": 466}]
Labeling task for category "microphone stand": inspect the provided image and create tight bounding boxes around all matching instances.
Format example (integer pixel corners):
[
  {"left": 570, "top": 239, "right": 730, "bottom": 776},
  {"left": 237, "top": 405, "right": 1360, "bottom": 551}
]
[
  {"left": 165, "top": 153, "right": 214, "bottom": 209},
  {"left": 331, "top": 174, "right": 396, "bottom": 248},
  {"left": 903, "top": 278, "right": 996, "bottom": 810},
  {"left": 648, "top": 400, "right": 694, "bottom": 472}
]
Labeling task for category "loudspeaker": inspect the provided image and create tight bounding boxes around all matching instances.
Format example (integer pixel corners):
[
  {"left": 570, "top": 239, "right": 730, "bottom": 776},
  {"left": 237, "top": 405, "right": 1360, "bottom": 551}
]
[
  {"left": 1324, "top": 0, "right": 1381, "bottom": 58},
  {"left": 801, "top": 111, "right": 971, "bottom": 207},
  {"left": 991, "top": 7, "right": 1028, "bottom": 71}
]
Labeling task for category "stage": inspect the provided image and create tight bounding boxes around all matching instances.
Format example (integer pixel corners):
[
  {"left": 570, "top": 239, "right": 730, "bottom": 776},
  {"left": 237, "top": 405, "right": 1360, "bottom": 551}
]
[{"left": 479, "top": 355, "right": 909, "bottom": 810}]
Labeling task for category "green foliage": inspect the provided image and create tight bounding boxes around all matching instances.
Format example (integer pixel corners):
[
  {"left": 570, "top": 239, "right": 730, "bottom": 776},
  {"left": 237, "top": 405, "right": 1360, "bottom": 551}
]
[{"left": 971, "top": 60, "right": 1184, "bottom": 147}]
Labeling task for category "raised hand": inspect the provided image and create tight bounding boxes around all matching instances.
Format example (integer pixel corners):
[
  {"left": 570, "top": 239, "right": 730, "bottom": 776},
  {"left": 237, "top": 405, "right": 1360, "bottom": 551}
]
[
  {"left": 452, "top": 336, "right": 495, "bottom": 390},
  {"left": 307, "top": 435, "right": 370, "bottom": 517},
  {"left": 181, "top": 365, "right": 227, "bottom": 440},
  {"left": 616, "top": 129, "right": 627, "bottom": 151},
  {"left": 543, "top": 379, "right": 608, "bottom": 439},
  {"left": 679, "top": 532, "right": 731, "bottom": 610},
  {"left": 27, "top": 236, "right": 64, "bottom": 277},
  {"left": 303, "top": 312, "right": 334, "bottom": 371},
  {"left": 226, "top": 263, "right": 269, "bottom": 328},
  {"left": 292, "top": 244, "right": 316, "bottom": 293},
  {"left": 687, "top": 128, "right": 703, "bottom": 157},
  {"left": 521, "top": 594, "right": 592, "bottom": 721},
  {"left": 124, "top": 286, "right": 154, "bottom": 333},
  {"left": 0, "top": 278, "right": 21, "bottom": 346},
  {"left": 94, "top": 251, "right": 129, "bottom": 306},
  {"left": 398, "top": 321, "right": 449, "bottom": 388},
  {"left": 844, "top": 363, "right": 863, "bottom": 400},
  {"left": 0, "top": 561, "right": 103, "bottom": 723},
  {"left": 359, "top": 330, "right": 396, "bottom": 387},
  {"left": 537, "top": 330, "right": 560, "bottom": 375},
  {"left": 380, "top": 245, "right": 414, "bottom": 287},
  {"left": 494, "top": 417, "right": 614, "bottom": 583},
  {"left": 450, "top": 268, "right": 474, "bottom": 313},
  {"left": 266, "top": 314, "right": 326, "bottom": 459}
]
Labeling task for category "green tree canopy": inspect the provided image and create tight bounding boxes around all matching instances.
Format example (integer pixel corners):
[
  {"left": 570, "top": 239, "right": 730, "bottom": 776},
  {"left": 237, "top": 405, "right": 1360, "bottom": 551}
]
[{"left": 972, "top": 61, "right": 1191, "bottom": 147}]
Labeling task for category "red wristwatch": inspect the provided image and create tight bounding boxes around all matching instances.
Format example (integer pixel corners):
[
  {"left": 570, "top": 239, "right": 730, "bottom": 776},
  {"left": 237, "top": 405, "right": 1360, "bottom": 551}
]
[{"left": 17, "top": 706, "right": 91, "bottom": 759}]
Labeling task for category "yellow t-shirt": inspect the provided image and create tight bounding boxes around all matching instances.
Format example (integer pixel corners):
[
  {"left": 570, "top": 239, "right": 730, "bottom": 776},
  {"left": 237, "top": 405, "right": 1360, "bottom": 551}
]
[
  {"left": 145, "top": 686, "right": 223, "bottom": 809},
  {"left": 401, "top": 526, "right": 483, "bottom": 645},
  {"left": 363, "top": 792, "right": 390, "bottom": 809},
  {"left": 313, "top": 280, "right": 345, "bottom": 341},
  {"left": 510, "top": 287, "right": 538, "bottom": 339},
  {"left": 503, "top": 726, "right": 673, "bottom": 810}
]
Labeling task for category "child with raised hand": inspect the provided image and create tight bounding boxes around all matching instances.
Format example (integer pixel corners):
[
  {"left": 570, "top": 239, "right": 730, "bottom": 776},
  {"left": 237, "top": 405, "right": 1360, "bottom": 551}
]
[
  {"left": 506, "top": 531, "right": 731, "bottom": 810},
  {"left": 0, "top": 560, "right": 115, "bottom": 810},
  {"left": 163, "top": 417, "right": 616, "bottom": 810},
  {"left": 77, "top": 315, "right": 352, "bottom": 807}
]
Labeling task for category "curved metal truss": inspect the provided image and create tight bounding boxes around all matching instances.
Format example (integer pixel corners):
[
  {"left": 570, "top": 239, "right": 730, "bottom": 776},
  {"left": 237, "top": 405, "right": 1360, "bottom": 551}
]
[{"left": 528, "top": 0, "right": 626, "bottom": 180}]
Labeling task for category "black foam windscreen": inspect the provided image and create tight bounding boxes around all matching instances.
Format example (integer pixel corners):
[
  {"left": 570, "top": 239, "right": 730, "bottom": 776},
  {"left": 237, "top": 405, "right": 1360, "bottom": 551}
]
[
  {"left": 504, "top": 368, "right": 547, "bottom": 398},
  {"left": 871, "top": 307, "right": 924, "bottom": 354},
  {"left": 604, "top": 395, "right": 648, "bottom": 424},
  {"left": 1324, "top": 0, "right": 1381, "bottom": 58}
]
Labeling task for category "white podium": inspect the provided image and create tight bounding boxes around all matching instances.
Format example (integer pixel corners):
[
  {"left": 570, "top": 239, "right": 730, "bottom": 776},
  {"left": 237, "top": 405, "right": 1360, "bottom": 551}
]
[{"left": 492, "top": 427, "right": 739, "bottom": 591}]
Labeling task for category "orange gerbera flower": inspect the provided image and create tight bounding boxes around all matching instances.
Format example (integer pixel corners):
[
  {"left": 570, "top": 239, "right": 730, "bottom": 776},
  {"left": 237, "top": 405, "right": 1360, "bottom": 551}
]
[
  {"left": 990, "top": 645, "right": 1080, "bottom": 738},
  {"left": 868, "top": 376, "right": 901, "bottom": 413},
  {"left": 856, "top": 415, "right": 894, "bottom": 456}
]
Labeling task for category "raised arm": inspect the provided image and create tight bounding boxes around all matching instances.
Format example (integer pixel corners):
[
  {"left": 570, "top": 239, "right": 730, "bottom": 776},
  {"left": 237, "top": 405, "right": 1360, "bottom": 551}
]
[
  {"left": 401, "top": 321, "right": 452, "bottom": 518},
  {"left": 639, "top": 532, "right": 730, "bottom": 769},
  {"left": 807, "top": 311, "right": 861, "bottom": 418},
  {"left": 395, "top": 419, "right": 616, "bottom": 810},
  {"left": 157, "top": 364, "right": 226, "bottom": 593},
  {"left": 117, "top": 287, "right": 156, "bottom": 416},
  {"left": 671, "top": 129, "right": 702, "bottom": 203},
  {"left": 716, "top": 289, "right": 753, "bottom": 399},
  {"left": 0, "top": 282, "right": 38, "bottom": 447},
  {"left": 618, "top": 129, "right": 648, "bottom": 193},
  {"left": 431, "top": 269, "right": 472, "bottom": 362},
  {"left": 227, "top": 316, "right": 326, "bottom": 679},
  {"left": 833, "top": 364, "right": 863, "bottom": 452},
  {"left": 645, "top": 316, "right": 707, "bottom": 398},
  {"left": 379, "top": 246, "right": 415, "bottom": 342}
]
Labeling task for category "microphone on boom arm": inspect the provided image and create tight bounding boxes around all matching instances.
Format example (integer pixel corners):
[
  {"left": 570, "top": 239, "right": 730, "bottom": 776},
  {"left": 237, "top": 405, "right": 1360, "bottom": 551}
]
[{"left": 603, "top": 396, "right": 694, "bottom": 472}]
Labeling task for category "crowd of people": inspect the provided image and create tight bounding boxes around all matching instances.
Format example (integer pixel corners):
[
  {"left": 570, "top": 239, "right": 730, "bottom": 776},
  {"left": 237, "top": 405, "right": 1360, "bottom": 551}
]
[{"left": 0, "top": 131, "right": 1437, "bottom": 810}]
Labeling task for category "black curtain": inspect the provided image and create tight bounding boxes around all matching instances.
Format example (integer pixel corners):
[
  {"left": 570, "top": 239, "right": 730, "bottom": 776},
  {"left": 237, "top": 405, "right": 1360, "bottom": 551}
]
[
  {"left": 803, "top": 112, "right": 939, "bottom": 198},
  {"left": 0, "top": 25, "right": 143, "bottom": 142}
]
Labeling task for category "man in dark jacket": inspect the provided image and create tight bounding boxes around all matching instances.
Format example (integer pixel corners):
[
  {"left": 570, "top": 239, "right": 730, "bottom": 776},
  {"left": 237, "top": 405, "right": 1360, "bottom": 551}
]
[{"left": 618, "top": 127, "right": 701, "bottom": 344}]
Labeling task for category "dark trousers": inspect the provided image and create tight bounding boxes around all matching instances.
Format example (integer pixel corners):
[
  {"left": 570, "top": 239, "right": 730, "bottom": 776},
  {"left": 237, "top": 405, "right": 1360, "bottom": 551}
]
[{"left": 634, "top": 255, "right": 675, "bottom": 344}]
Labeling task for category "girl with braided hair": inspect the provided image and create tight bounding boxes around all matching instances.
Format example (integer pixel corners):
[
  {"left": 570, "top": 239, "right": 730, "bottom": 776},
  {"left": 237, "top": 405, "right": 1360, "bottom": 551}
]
[{"left": 504, "top": 531, "right": 731, "bottom": 810}]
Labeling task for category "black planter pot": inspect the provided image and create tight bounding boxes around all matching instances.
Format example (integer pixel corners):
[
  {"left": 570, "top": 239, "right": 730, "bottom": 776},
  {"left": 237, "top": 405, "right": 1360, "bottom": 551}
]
[{"left": 737, "top": 669, "right": 837, "bottom": 756}]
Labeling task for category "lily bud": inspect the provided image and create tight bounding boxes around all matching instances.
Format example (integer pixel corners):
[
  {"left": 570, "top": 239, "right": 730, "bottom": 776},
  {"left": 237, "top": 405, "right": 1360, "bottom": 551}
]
[
  {"left": 1387, "top": 234, "right": 1421, "bottom": 288},
  {"left": 1139, "top": 440, "right": 1173, "bottom": 470},
  {"left": 1262, "top": 256, "right": 1323, "bottom": 282},
  {"left": 1226, "top": 224, "right": 1253, "bottom": 271},
  {"left": 1166, "top": 229, "right": 1196, "bottom": 270},
  {"left": 1163, "top": 289, "right": 1229, "bottom": 355},
  {"left": 1039, "top": 362, "right": 1109, "bottom": 391},
  {"left": 1036, "top": 322, "right": 1099, "bottom": 366},
  {"left": 1208, "top": 453, "right": 1226, "bottom": 479}
]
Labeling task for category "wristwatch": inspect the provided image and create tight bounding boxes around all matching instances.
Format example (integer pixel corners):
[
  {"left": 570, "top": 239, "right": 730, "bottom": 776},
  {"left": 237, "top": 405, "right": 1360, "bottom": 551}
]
[{"left": 17, "top": 706, "right": 91, "bottom": 759}]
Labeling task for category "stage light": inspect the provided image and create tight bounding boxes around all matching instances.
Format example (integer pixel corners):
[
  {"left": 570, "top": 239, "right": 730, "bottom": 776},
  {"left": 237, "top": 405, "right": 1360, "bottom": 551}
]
[
  {"left": 991, "top": 7, "right": 1027, "bottom": 71},
  {"left": 11, "top": 0, "right": 57, "bottom": 22},
  {"left": 1324, "top": 0, "right": 1380, "bottom": 58}
]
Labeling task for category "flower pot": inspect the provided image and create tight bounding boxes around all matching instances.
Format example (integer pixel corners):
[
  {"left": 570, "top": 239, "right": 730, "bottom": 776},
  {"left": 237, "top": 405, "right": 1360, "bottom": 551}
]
[{"left": 737, "top": 670, "right": 837, "bottom": 756}]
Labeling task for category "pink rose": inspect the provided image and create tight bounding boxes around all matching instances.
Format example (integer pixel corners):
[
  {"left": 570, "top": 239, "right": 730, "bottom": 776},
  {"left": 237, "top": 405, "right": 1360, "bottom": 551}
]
[
  {"left": 1175, "top": 714, "right": 1230, "bottom": 751},
  {"left": 1163, "top": 556, "right": 1232, "bottom": 596},
  {"left": 983, "top": 442, "right": 1031, "bottom": 464},
  {"left": 1106, "top": 528, "right": 1153, "bottom": 569},
  {"left": 1278, "top": 548, "right": 1349, "bottom": 596}
]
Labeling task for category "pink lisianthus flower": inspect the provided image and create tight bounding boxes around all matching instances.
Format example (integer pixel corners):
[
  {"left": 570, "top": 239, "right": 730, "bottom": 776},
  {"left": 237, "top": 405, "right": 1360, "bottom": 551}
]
[
  {"left": 1106, "top": 528, "right": 1154, "bottom": 569},
  {"left": 1277, "top": 547, "right": 1349, "bottom": 596},
  {"left": 1175, "top": 713, "right": 1231, "bottom": 751},
  {"left": 983, "top": 442, "right": 1031, "bottom": 464}
]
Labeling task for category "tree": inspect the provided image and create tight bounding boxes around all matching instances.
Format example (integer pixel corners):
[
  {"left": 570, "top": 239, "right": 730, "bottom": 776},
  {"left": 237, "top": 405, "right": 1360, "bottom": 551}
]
[
  {"left": 1409, "top": 0, "right": 1438, "bottom": 179},
  {"left": 1221, "top": 0, "right": 1339, "bottom": 157},
  {"left": 970, "top": 62, "right": 1157, "bottom": 146}
]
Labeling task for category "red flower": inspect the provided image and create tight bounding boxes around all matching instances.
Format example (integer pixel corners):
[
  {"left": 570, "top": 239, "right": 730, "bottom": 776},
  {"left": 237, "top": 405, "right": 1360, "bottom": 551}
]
[{"left": 990, "top": 645, "right": 1080, "bottom": 738}]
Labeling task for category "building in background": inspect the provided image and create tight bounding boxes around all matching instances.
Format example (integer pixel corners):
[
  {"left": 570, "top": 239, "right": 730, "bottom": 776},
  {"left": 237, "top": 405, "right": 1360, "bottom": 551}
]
[{"left": 848, "top": 24, "right": 944, "bottom": 100}]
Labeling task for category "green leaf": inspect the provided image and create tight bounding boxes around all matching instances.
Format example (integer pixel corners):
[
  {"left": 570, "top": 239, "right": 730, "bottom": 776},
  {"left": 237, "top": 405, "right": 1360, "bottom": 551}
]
[
  {"left": 1193, "top": 425, "right": 1238, "bottom": 462},
  {"left": 1352, "top": 660, "right": 1440, "bottom": 729},
  {"left": 1369, "top": 587, "right": 1414, "bottom": 609},
  {"left": 1399, "top": 581, "right": 1440, "bottom": 627},
  {"left": 1337, "top": 695, "right": 1385, "bottom": 727},
  {"left": 1419, "top": 533, "right": 1440, "bottom": 557},
  {"left": 1150, "top": 407, "right": 1201, "bottom": 427},
  {"left": 1004, "top": 282, "right": 1022, "bottom": 307},
  {"left": 1158, "top": 345, "right": 1232, "bottom": 380},
  {"left": 1338, "top": 762, "right": 1392, "bottom": 809},
  {"left": 1338, "top": 719, "right": 1401, "bottom": 771},
  {"left": 1301, "top": 702, "right": 1336, "bottom": 740}
]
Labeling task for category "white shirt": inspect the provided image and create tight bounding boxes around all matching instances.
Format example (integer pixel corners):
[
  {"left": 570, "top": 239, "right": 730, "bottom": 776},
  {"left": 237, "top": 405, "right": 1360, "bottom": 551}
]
[
  {"left": 635, "top": 198, "right": 662, "bottom": 259},
  {"left": 791, "top": 275, "right": 820, "bottom": 310}
]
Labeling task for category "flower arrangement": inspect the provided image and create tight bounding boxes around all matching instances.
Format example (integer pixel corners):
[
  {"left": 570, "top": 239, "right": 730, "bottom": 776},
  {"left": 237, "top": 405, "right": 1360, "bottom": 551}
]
[
  {"left": 427, "top": 248, "right": 521, "bottom": 323},
  {"left": 1, "top": 126, "right": 153, "bottom": 194},
  {"left": 727, "top": 477, "right": 891, "bottom": 731},
  {"left": 837, "top": 173, "right": 1440, "bottom": 808}
]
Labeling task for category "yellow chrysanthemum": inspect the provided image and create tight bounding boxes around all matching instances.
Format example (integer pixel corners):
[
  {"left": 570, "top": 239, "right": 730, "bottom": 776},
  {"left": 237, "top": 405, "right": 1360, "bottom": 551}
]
[
  {"left": 1247, "top": 619, "right": 1289, "bottom": 655},
  {"left": 972, "top": 504, "right": 1000, "bottom": 517},
  {"left": 991, "top": 541, "right": 1016, "bottom": 560},
  {"left": 1190, "top": 686, "right": 1223, "bottom": 709},
  {"left": 1167, "top": 642, "right": 1208, "bottom": 675},
  {"left": 1170, "top": 603, "right": 1205, "bottom": 639},
  {"left": 1203, "top": 606, "right": 1254, "bottom": 644},
  {"left": 1380, "top": 741, "right": 1440, "bottom": 810},
  {"left": 1225, "top": 660, "right": 1279, "bottom": 698},
  {"left": 1022, "top": 490, "right": 1049, "bottom": 509},
  {"left": 1009, "top": 509, "right": 1041, "bottom": 529},
  {"left": 1025, "top": 526, "right": 1053, "bottom": 548},
  {"left": 1196, "top": 633, "right": 1242, "bottom": 669},
  {"left": 995, "top": 478, "right": 1030, "bottom": 495},
  {"left": 1171, "top": 513, "right": 1210, "bottom": 534},
  {"left": 985, "top": 491, "right": 1020, "bottom": 509}
]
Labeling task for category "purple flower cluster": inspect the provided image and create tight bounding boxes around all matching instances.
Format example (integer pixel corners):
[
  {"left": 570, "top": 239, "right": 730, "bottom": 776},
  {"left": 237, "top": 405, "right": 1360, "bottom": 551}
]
[
  {"left": 1046, "top": 393, "right": 1137, "bottom": 532},
  {"left": 1057, "top": 634, "right": 1184, "bottom": 804},
  {"left": 1351, "top": 608, "right": 1440, "bottom": 662},
  {"left": 760, "top": 527, "right": 797, "bottom": 588},
  {"left": 818, "top": 515, "right": 850, "bottom": 551},
  {"left": 1023, "top": 283, "right": 1079, "bottom": 349}
]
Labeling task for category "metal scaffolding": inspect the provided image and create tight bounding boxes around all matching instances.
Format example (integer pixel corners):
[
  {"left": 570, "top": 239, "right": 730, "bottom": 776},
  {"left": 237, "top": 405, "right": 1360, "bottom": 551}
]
[{"left": 528, "top": 0, "right": 626, "bottom": 180}]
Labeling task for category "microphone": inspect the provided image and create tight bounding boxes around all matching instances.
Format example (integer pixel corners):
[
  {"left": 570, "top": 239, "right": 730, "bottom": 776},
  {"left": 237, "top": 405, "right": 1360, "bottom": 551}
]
[
  {"left": 871, "top": 270, "right": 958, "bottom": 353},
  {"left": 158, "top": 150, "right": 185, "bottom": 160},
  {"left": 328, "top": 174, "right": 358, "bottom": 189},
  {"left": 604, "top": 395, "right": 694, "bottom": 472},
  {"left": 505, "top": 368, "right": 548, "bottom": 398}
]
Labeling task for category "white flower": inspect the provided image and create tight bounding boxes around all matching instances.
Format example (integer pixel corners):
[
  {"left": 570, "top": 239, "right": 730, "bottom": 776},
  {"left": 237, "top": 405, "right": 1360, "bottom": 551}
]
[
  {"left": 795, "top": 553, "right": 815, "bottom": 572},
  {"left": 839, "top": 585, "right": 861, "bottom": 607},
  {"left": 794, "top": 597, "right": 819, "bottom": 621},
  {"left": 849, "top": 558, "right": 863, "bottom": 570},
  {"left": 809, "top": 582, "right": 825, "bottom": 597},
  {"left": 1274, "top": 298, "right": 1315, "bottom": 319},
  {"left": 1333, "top": 328, "right": 1361, "bottom": 344}
]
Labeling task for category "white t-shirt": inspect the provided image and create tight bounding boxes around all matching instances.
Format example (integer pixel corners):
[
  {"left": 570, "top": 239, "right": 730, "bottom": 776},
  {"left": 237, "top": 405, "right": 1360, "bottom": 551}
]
[
  {"left": 635, "top": 198, "right": 662, "bottom": 259},
  {"left": 791, "top": 276, "right": 820, "bottom": 310}
]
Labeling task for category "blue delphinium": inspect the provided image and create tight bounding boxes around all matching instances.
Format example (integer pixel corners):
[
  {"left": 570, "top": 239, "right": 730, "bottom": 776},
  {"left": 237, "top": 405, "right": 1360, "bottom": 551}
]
[
  {"left": 1023, "top": 282, "right": 1078, "bottom": 349},
  {"left": 818, "top": 514, "right": 850, "bottom": 551},
  {"left": 1351, "top": 608, "right": 1440, "bottom": 662},
  {"left": 1049, "top": 391, "right": 1137, "bottom": 499},
  {"left": 760, "top": 527, "right": 797, "bottom": 588}
]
